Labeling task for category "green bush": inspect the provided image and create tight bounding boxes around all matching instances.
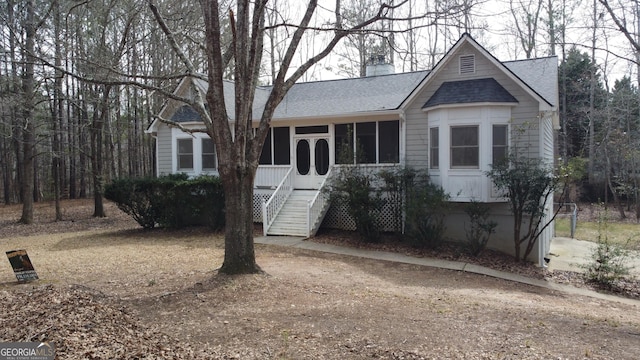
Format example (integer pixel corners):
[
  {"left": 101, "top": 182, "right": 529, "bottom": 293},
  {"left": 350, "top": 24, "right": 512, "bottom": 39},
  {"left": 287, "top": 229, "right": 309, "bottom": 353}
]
[
  {"left": 464, "top": 200, "right": 497, "bottom": 256},
  {"left": 404, "top": 172, "right": 450, "bottom": 249},
  {"left": 105, "top": 175, "right": 225, "bottom": 230},
  {"left": 581, "top": 213, "right": 632, "bottom": 288},
  {"left": 327, "top": 166, "right": 384, "bottom": 243},
  {"left": 379, "top": 167, "right": 418, "bottom": 236},
  {"left": 104, "top": 177, "right": 160, "bottom": 229}
]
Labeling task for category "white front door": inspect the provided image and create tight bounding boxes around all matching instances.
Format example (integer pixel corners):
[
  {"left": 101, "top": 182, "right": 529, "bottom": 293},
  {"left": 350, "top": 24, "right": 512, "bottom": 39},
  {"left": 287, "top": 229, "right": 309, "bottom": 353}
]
[{"left": 294, "top": 135, "right": 330, "bottom": 189}]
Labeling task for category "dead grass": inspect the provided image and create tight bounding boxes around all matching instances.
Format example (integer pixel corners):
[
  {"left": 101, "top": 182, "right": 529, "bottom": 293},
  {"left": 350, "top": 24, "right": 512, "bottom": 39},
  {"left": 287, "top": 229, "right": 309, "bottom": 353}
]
[{"left": 1, "top": 200, "right": 640, "bottom": 359}]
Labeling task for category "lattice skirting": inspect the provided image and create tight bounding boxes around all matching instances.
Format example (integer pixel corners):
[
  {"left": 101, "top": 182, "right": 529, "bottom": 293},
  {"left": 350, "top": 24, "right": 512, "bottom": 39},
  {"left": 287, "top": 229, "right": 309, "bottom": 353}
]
[
  {"left": 253, "top": 190, "right": 403, "bottom": 233},
  {"left": 252, "top": 190, "right": 272, "bottom": 222}
]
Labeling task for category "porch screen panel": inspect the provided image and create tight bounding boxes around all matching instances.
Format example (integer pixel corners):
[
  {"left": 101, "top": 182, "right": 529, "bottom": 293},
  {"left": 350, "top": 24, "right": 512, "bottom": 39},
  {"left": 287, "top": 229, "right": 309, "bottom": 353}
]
[
  {"left": 273, "top": 127, "right": 290, "bottom": 165},
  {"left": 356, "top": 122, "right": 376, "bottom": 164},
  {"left": 335, "top": 124, "right": 353, "bottom": 164},
  {"left": 378, "top": 120, "right": 399, "bottom": 163},
  {"left": 259, "top": 129, "right": 272, "bottom": 165}
]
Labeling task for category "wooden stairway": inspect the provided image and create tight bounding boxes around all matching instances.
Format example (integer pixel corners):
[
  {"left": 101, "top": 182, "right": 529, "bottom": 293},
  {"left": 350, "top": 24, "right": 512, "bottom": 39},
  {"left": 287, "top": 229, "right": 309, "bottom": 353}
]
[{"left": 266, "top": 190, "right": 329, "bottom": 237}]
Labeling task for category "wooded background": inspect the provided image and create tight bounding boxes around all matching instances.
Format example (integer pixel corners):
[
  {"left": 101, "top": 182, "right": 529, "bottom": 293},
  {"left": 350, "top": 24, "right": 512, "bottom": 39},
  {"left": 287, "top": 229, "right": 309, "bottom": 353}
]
[{"left": 1, "top": 0, "right": 639, "bottom": 222}]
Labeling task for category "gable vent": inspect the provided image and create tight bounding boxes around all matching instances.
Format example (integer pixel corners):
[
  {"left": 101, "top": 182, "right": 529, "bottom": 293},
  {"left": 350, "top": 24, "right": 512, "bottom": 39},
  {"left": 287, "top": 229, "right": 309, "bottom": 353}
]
[{"left": 459, "top": 54, "right": 475, "bottom": 74}]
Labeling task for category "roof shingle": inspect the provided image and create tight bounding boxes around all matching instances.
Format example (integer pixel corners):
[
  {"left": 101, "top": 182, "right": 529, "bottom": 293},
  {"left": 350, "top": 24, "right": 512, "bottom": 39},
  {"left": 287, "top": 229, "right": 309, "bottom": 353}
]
[{"left": 422, "top": 78, "right": 518, "bottom": 109}]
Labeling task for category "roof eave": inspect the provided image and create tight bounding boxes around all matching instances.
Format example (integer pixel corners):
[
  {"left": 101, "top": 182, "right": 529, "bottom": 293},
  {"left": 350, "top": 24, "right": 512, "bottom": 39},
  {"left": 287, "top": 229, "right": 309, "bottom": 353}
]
[{"left": 268, "top": 109, "right": 403, "bottom": 123}]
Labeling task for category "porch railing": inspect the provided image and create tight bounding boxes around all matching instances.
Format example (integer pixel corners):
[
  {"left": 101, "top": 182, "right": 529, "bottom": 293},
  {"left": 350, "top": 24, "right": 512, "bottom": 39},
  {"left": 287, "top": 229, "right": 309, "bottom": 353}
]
[
  {"left": 262, "top": 166, "right": 294, "bottom": 236},
  {"left": 306, "top": 167, "right": 333, "bottom": 237},
  {"left": 255, "top": 165, "right": 291, "bottom": 189}
]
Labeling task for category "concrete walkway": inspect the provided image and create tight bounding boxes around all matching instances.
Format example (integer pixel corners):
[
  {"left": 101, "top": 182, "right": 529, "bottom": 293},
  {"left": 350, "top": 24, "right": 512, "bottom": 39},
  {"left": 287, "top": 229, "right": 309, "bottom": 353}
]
[
  {"left": 547, "top": 237, "right": 640, "bottom": 277},
  {"left": 255, "top": 236, "right": 640, "bottom": 307}
]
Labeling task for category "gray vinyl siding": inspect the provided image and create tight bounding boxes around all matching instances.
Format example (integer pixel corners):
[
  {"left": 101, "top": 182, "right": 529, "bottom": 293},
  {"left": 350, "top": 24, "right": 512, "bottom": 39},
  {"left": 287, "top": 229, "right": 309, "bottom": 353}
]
[
  {"left": 404, "top": 42, "right": 544, "bottom": 168},
  {"left": 156, "top": 124, "right": 173, "bottom": 175},
  {"left": 542, "top": 115, "right": 555, "bottom": 164}
]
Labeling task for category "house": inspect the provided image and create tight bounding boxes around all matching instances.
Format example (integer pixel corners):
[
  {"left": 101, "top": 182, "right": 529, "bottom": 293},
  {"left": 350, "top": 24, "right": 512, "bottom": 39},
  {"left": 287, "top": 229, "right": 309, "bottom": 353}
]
[{"left": 146, "top": 34, "right": 559, "bottom": 265}]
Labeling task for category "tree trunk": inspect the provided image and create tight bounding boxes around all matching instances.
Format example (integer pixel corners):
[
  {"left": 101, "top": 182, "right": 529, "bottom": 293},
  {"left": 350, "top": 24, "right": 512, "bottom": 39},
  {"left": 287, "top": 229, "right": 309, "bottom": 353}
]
[
  {"left": 91, "top": 86, "right": 110, "bottom": 218},
  {"left": 19, "top": 0, "right": 36, "bottom": 225},
  {"left": 588, "top": 0, "right": 597, "bottom": 184},
  {"left": 53, "top": 1, "right": 63, "bottom": 220},
  {"left": 218, "top": 164, "right": 262, "bottom": 274}
]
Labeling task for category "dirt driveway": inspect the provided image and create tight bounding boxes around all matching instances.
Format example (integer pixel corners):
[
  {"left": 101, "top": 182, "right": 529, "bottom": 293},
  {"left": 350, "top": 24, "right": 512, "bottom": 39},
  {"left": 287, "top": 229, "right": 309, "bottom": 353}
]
[{"left": 1, "top": 201, "right": 639, "bottom": 359}]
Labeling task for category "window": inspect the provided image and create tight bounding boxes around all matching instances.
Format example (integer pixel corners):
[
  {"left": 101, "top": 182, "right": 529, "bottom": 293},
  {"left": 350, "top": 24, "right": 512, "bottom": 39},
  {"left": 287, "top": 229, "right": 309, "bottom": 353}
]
[
  {"left": 202, "top": 138, "right": 216, "bottom": 170},
  {"left": 177, "top": 138, "right": 193, "bottom": 170},
  {"left": 492, "top": 125, "right": 508, "bottom": 165},
  {"left": 295, "top": 125, "right": 328, "bottom": 134},
  {"left": 379, "top": 120, "right": 399, "bottom": 163},
  {"left": 450, "top": 126, "right": 478, "bottom": 168},
  {"left": 430, "top": 127, "right": 439, "bottom": 169}
]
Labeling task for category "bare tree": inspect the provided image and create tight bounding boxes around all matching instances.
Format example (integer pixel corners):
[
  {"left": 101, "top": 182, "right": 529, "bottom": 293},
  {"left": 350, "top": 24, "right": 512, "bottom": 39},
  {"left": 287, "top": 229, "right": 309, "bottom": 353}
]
[
  {"left": 18, "top": 0, "right": 37, "bottom": 224},
  {"left": 509, "top": 0, "right": 544, "bottom": 58},
  {"left": 147, "top": 0, "right": 462, "bottom": 274}
]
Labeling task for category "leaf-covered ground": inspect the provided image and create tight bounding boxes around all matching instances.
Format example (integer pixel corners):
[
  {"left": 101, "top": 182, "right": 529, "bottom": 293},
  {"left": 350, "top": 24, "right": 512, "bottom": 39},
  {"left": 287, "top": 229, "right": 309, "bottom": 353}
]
[{"left": 1, "top": 200, "right": 639, "bottom": 359}]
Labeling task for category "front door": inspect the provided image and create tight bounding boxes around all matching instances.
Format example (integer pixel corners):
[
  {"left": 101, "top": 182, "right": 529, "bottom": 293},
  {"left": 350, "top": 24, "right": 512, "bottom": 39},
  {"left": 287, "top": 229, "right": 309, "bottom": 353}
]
[{"left": 294, "top": 135, "right": 330, "bottom": 189}]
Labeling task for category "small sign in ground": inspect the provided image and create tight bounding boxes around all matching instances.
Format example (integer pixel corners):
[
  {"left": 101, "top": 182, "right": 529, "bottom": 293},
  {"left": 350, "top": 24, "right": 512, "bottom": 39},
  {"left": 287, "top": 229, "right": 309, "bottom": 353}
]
[{"left": 6, "top": 250, "right": 39, "bottom": 282}]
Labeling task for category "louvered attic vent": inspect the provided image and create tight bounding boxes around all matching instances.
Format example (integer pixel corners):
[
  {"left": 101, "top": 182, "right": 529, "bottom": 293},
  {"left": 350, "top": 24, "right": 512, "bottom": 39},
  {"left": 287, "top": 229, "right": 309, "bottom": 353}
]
[{"left": 459, "top": 54, "right": 475, "bottom": 74}]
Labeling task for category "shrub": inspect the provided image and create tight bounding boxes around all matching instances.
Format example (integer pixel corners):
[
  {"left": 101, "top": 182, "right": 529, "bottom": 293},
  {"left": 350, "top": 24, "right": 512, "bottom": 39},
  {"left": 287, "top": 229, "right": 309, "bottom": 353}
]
[
  {"left": 105, "top": 175, "right": 225, "bottom": 230},
  {"left": 487, "top": 154, "right": 562, "bottom": 261},
  {"left": 327, "top": 166, "right": 384, "bottom": 243},
  {"left": 404, "top": 172, "right": 449, "bottom": 249},
  {"left": 379, "top": 167, "right": 418, "bottom": 236},
  {"left": 104, "top": 177, "right": 160, "bottom": 229},
  {"left": 463, "top": 200, "right": 497, "bottom": 256},
  {"left": 581, "top": 212, "right": 632, "bottom": 288}
]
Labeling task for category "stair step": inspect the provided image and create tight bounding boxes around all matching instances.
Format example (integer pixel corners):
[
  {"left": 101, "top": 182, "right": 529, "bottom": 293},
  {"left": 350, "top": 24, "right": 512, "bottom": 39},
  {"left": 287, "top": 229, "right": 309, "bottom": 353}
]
[{"left": 266, "top": 189, "right": 330, "bottom": 237}]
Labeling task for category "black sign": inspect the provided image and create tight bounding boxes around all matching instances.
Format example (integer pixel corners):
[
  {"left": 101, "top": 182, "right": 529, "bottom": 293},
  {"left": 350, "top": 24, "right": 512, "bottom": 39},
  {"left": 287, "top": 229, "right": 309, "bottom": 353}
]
[{"left": 6, "top": 250, "right": 39, "bottom": 282}]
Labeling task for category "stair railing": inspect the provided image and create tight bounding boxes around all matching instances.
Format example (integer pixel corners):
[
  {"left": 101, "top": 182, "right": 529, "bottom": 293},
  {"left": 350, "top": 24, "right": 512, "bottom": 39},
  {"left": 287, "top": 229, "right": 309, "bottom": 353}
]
[
  {"left": 262, "top": 166, "right": 294, "bottom": 236},
  {"left": 307, "top": 166, "right": 333, "bottom": 237}
]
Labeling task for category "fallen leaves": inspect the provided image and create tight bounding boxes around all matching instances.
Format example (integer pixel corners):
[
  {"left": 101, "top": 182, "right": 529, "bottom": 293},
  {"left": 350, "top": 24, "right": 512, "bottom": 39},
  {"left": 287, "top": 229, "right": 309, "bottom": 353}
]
[{"left": 0, "top": 284, "right": 220, "bottom": 359}]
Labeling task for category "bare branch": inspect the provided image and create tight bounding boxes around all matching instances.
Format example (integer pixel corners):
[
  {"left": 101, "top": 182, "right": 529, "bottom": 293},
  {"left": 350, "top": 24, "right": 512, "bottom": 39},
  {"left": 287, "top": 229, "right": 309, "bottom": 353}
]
[
  {"left": 597, "top": 0, "right": 640, "bottom": 53},
  {"left": 148, "top": 0, "right": 199, "bottom": 75}
]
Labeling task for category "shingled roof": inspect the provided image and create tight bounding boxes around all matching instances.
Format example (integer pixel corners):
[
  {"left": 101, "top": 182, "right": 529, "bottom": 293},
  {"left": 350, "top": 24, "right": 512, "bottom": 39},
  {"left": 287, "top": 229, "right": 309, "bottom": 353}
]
[
  {"left": 171, "top": 105, "right": 201, "bottom": 122},
  {"left": 422, "top": 78, "right": 518, "bottom": 109},
  {"left": 272, "top": 71, "right": 428, "bottom": 119},
  {"left": 151, "top": 35, "right": 557, "bottom": 130}
]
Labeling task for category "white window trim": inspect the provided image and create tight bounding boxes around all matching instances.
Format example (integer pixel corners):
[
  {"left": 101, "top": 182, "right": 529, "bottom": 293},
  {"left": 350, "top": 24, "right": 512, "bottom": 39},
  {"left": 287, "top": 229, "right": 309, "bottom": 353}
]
[
  {"left": 450, "top": 124, "right": 480, "bottom": 169},
  {"left": 427, "top": 106, "right": 511, "bottom": 202},
  {"left": 429, "top": 127, "right": 439, "bottom": 170},
  {"left": 172, "top": 128, "right": 219, "bottom": 176},
  {"left": 176, "top": 137, "right": 194, "bottom": 172}
]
